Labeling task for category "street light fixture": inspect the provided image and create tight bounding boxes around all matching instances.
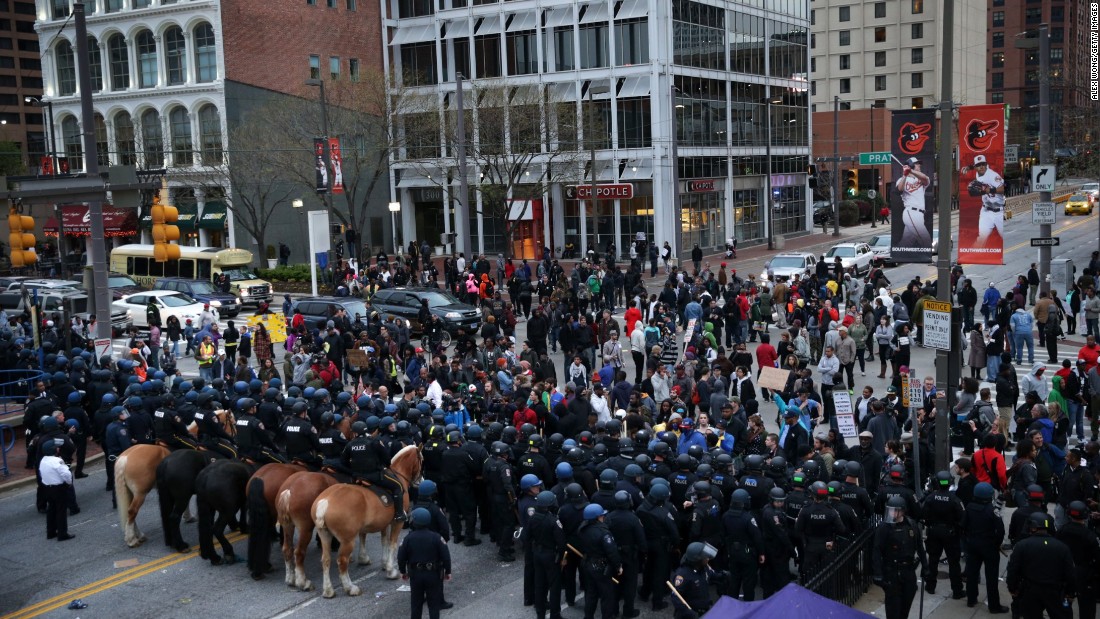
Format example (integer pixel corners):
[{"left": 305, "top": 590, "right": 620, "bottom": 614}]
[
  {"left": 25, "top": 96, "right": 57, "bottom": 176},
  {"left": 388, "top": 201, "right": 401, "bottom": 255}
]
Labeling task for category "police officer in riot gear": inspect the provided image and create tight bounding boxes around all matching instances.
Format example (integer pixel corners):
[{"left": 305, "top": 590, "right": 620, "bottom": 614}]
[
  {"left": 795, "top": 481, "right": 846, "bottom": 579},
  {"left": 636, "top": 482, "right": 678, "bottom": 611},
  {"left": 343, "top": 418, "right": 405, "bottom": 521},
  {"left": 759, "top": 487, "right": 793, "bottom": 597},
  {"left": 1007, "top": 511, "right": 1076, "bottom": 619},
  {"left": 873, "top": 495, "right": 928, "bottom": 619},
  {"left": 520, "top": 491, "right": 566, "bottom": 619},
  {"left": 1056, "top": 501, "right": 1100, "bottom": 619},
  {"left": 920, "top": 470, "right": 965, "bottom": 598},
  {"left": 962, "top": 482, "right": 1008, "bottom": 613},
  {"left": 578, "top": 504, "right": 622, "bottom": 619},
  {"left": 723, "top": 488, "right": 765, "bottom": 601},
  {"left": 282, "top": 402, "right": 322, "bottom": 468},
  {"left": 235, "top": 398, "right": 284, "bottom": 463},
  {"left": 484, "top": 441, "right": 516, "bottom": 559},
  {"left": 671, "top": 542, "right": 726, "bottom": 619},
  {"left": 606, "top": 490, "right": 645, "bottom": 619}
]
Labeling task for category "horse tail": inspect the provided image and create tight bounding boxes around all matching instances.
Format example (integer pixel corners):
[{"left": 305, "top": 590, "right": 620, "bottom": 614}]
[
  {"left": 197, "top": 488, "right": 216, "bottom": 561},
  {"left": 276, "top": 488, "right": 292, "bottom": 534},
  {"left": 314, "top": 497, "right": 329, "bottom": 532},
  {"left": 246, "top": 477, "right": 271, "bottom": 576},
  {"left": 115, "top": 453, "right": 133, "bottom": 532},
  {"left": 155, "top": 460, "right": 173, "bottom": 546}
]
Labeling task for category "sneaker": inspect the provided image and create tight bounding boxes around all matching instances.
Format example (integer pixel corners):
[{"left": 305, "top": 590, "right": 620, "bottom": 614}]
[{"left": 861, "top": 371, "right": 866, "bottom": 376}]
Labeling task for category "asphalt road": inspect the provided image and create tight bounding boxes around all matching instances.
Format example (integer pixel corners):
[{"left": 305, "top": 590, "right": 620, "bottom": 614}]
[{"left": 0, "top": 207, "right": 1095, "bottom": 619}]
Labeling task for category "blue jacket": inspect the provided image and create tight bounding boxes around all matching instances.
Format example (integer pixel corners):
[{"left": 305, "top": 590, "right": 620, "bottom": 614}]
[
  {"left": 982, "top": 287, "right": 1001, "bottom": 309},
  {"left": 444, "top": 407, "right": 471, "bottom": 429},
  {"left": 676, "top": 428, "right": 707, "bottom": 455},
  {"left": 1009, "top": 309, "right": 1034, "bottom": 335}
]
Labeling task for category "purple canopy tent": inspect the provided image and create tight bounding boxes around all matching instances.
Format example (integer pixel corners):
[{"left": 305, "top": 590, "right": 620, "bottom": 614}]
[{"left": 702, "top": 583, "right": 873, "bottom": 619}]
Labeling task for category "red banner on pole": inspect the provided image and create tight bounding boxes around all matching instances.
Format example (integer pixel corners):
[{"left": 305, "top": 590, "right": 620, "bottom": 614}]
[
  {"left": 313, "top": 138, "right": 329, "bottom": 194},
  {"left": 328, "top": 137, "right": 344, "bottom": 195},
  {"left": 956, "top": 104, "right": 1006, "bottom": 265}
]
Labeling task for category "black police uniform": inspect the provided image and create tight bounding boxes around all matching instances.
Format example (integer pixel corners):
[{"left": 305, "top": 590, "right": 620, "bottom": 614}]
[
  {"left": 874, "top": 480, "right": 921, "bottom": 518},
  {"left": 671, "top": 563, "right": 720, "bottom": 619},
  {"left": 460, "top": 437, "right": 491, "bottom": 538},
  {"left": 413, "top": 497, "right": 451, "bottom": 542},
  {"left": 795, "top": 500, "right": 846, "bottom": 577},
  {"left": 518, "top": 449, "right": 553, "bottom": 486},
  {"left": 839, "top": 481, "right": 874, "bottom": 526},
  {"left": 343, "top": 433, "right": 402, "bottom": 508},
  {"left": 62, "top": 403, "right": 91, "bottom": 476},
  {"left": 1056, "top": 519, "right": 1100, "bottom": 619},
  {"left": 961, "top": 497, "right": 1006, "bottom": 609},
  {"left": 235, "top": 413, "right": 283, "bottom": 462},
  {"left": 192, "top": 407, "right": 237, "bottom": 459},
  {"left": 872, "top": 516, "right": 927, "bottom": 619},
  {"left": 759, "top": 501, "right": 794, "bottom": 597},
  {"left": 920, "top": 487, "right": 965, "bottom": 596},
  {"left": 397, "top": 527, "right": 452, "bottom": 619},
  {"left": 318, "top": 426, "right": 348, "bottom": 469},
  {"left": 579, "top": 517, "right": 622, "bottom": 619},
  {"left": 606, "top": 505, "right": 646, "bottom": 618},
  {"left": 442, "top": 443, "right": 483, "bottom": 544},
  {"left": 104, "top": 417, "right": 131, "bottom": 503},
  {"left": 558, "top": 496, "right": 588, "bottom": 606},
  {"left": 736, "top": 471, "right": 776, "bottom": 513},
  {"left": 421, "top": 429, "right": 447, "bottom": 505},
  {"left": 153, "top": 405, "right": 197, "bottom": 451},
  {"left": 282, "top": 416, "right": 322, "bottom": 468},
  {"left": 636, "top": 496, "right": 679, "bottom": 610},
  {"left": 482, "top": 454, "right": 516, "bottom": 558},
  {"left": 1006, "top": 530, "right": 1076, "bottom": 619},
  {"left": 520, "top": 507, "right": 566, "bottom": 619},
  {"left": 783, "top": 485, "right": 809, "bottom": 562},
  {"left": 722, "top": 503, "right": 765, "bottom": 601}
]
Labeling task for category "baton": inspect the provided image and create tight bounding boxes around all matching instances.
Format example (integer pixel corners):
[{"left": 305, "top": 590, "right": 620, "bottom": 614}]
[
  {"left": 567, "top": 544, "right": 619, "bottom": 584},
  {"left": 665, "top": 580, "right": 693, "bottom": 613}
]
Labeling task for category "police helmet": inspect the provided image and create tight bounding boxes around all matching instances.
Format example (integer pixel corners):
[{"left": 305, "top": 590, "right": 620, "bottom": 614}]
[
  {"left": 583, "top": 504, "right": 606, "bottom": 521},
  {"left": 555, "top": 462, "right": 574, "bottom": 481},
  {"left": 692, "top": 481, "right": 711, "bottom": 497},
  {"left": 886, "top": 495, "right": 907, "bottom": 510},
  {"left": 1028, "top": 511, "right": 1050, "bottom": 531},
  {"left": 303, "top": 387, "right": 317, "bottom": 399},
  {"left": 520, "top": 423, "right": 537, "bottom": 438},
  {"left": 695, "top": 463, "right": 713, "bottom": 480},
  {"left": 613, "top": 490, "right": 632, "bottom": 510},
  {"left": 491, "top": 441, "right": 510, "bottom": 457},
  {"left": 410, "top": 508, "right": 431, "bottom": 529},
  {"left": 235, "top": 398, "right": 256, "bottom": 413},
  {"left": 178, "top": 381, "right": 193, "bottom": 392},
  {"left": 446, "top": 430, "right": 462, "bottom": 444},
  {"left": 365, "top": 416, "right": 381, "bottom": 432},
  {"left": 809, "top": 481, "right": 829, "bottom": 498},
  {"left": 1068, "top": 501, "right": 1090, "bottom": 520},
  {"left": 415, "top": 401, "right": 431, "bottom": 415},
  {"left": 67, "top": 391, "right": 81, "bottom": 403},
  {"left": 72, "top": 358, "right": 86, "bottom": 371},
  {"left": 444, "top": 423, "right": 459, "bottom": 434},
  {"left": 548, "top": 433, "right": 565, "bottom": 450},
  {"left": 234, "top": 381, "right": 250, "bottom": 395},
  {"left": 356, "top": 395, "right": 371, "bottom": 408},
  {"left": 40, "top": 416, "right": 59, "bottom": 431},
  {"left": 384, "top": 403, "right": 398, "bottom": 415},
  {"left": 633, "top": 454, "right": 652, "bottom": 469},
  {"left": 675, "top": 453, "right": 693, "bottom": 471},
  {"left": 211, "top": 378, "right": 226, "bottom": 391},
  {"left": 769, "top": 487, "right": 787, "bottom": 503},
  {"left": 379, "top": 416, "right": 395, "bottom": 428},
  {"left": 566, "top": 448, "right": 585, "bottom": 465},
  {"left": 624, "top": 464, "right": 643, "bottom": 479},
  {"left": 577, "top": 431, "right": 594, "bottom": 445},
  {"left": 744, "top": 454, "right": 765, "bottom": 472},
  {"left": 292, "top": 402, "right": 308, "bottom": 416},
  {"left": 687, "top": 444, "right": 704, "bottom": 461},
  {"left": 314, "top": 388, "right": 330, "bottom": 401},
  {"left": 418, "top": 480, "right": 437, "bottom": 497},
  {"left": 351, "top": 421, "right": 368, "bottom": 436},
  {"left": 634, "top": 429, "right": 651, "bottom": 446},
  {"left": 320, "top": 412, "right": 335, "bottom": 427},
  {"left": 335, "top": 391, "right": 352, "bottom": 404},
  {"left": 769, "top": 456, "right": 787, "bottom": 474},
  {"left": 592, "top": 443, "right": 608, "bottom": 460},
  {"left": 264, "top": 388, "right": 279, "bottom": 401},
  {"left": 520, "top": 474, "right": 542, "bottom": 491},
  {"left": 730, "top": 488, "right": 751, "bottom": 509},
  {"left": 845, "top": 461, "right": 863, "bottom": 478},
  {"left": 648, "top": 483, "right": 671, "bottom": 502},
  {"left": 887, "top": 464, "right": 905, "bottom": 481},
  {"left": 802, "top": 460, "right": 822, "bottom": 480},
  {"left": 287, "top": 386, "right": 302, "bottom": 398},
  {"left": 141, "top": 381, "right": 155, "bottom": 393},
  {"left": 501, "top": 426, "right": 518, "bottom": 442},
  {"left": 616, "top": 437, "right": 634, "bottom": 455},
  {"left": 974, "top": 482, "right": 995, "bottom": 502},
  {"left": 826, "top": 480, "right": 843, "bottom": 496},
  {"left": 933, "top": 470, "right": 951, "bottom": 488},
  {"left": 652, "top": 442, "right": 671, "bottom": 457},
  {"left": 598, "top": 468, "right": 619, "bottom": 488},
  {"left": 682, "top": 542, "right": 716, "bottom": 566},
  {"left": 528, "top": 434, "right": 544, "bottom": 449},
  {"left": 126, "top": 396, "right": 144, "bottom": 408},
  {"left": 268, "top": 378, "right": 282, "bottom": 391},
  {"left": 103, "top": 393, "right": 118, "bottom": 405},
  {"left": 1026, "top": 484, "right": 1045, "bottom": 502},
  {"left": 396, "top": 420, "right": 411, "bottom": 434},
  {"left": 466, "top": 425, "right": 483, "bottom": 440},
  {"left": 249, "top": 379, "right": 263, "bottom": 393},
  {"left": 536, "top": 491, "right": 558, "bottom": 510},
  {"left": 564, "top": 483, "right": 585, "bottom": 502}
]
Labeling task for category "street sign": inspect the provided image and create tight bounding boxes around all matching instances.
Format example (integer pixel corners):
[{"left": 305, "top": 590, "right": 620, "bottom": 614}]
[
  {"left": 1031, "top": 165, "right": 1056, "bottom": 192},
  {"left": 907, "top": 377, "right": 923, "bottom": 411},
  {"left": 1030, "top": 237, "right": 1061, "bottom": 247},
  {"left": 859, "top": 152, "right": 892, "bottom": 165},
  {"left": 922, "top": 300, "right": 953, "bottom": 351},
  {"left": 1032, "top": 201, "right": 1056, "bottom": 224},
  {"left": 1005, "top": 145, "right": 1018, "bottom": 165},
  {"left": 866, "top": 189, "right": 878, "bottom": 200}
]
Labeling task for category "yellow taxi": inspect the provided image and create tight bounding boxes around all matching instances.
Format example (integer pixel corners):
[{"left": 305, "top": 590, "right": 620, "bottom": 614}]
[{"left": 1064, "top": 193, "right": 1093, "bottom": 216}]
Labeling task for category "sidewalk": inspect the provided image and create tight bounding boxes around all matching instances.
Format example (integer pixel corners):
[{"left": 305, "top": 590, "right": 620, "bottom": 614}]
[{"left": 0, "top": 424, "right": 103, "bottom": 491}]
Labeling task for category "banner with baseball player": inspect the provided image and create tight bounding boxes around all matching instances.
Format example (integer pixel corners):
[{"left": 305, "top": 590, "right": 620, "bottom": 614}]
[
  {"left": 889, "top": 109, "right": 936, "bottom": 263},
  {"left": 957, "top": 104, "right": 1006, "bottom": 265}
]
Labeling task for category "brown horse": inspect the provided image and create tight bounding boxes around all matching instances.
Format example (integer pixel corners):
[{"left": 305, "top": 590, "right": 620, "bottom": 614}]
[
  {"left": 245, "top": 463, "right": 309, "bottom": 579},
  {"left": 114, "top": 444, "right": 170, "bottom": 547},
  {"left": 276, "top": 471, "right": 338, "bottom": 591},
  {"left": 312, "top": 445, "right": 422, "bottom": 597}
]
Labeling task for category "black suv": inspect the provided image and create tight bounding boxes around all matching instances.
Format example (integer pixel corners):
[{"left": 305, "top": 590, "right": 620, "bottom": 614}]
[
  {"left": 370, "top": 288, "right": 482, "bottom": 334},
  {"left": 291, "top": 297, "right": 370, "bottom": 329}
]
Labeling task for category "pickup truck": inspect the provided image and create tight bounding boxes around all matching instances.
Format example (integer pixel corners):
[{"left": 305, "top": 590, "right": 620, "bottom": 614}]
[{"left": 0, "top": 289, "right": 133, "bottom": 337}]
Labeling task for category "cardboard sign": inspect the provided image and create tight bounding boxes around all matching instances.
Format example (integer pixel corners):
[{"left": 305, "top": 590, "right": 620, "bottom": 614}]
[
  {"left": 758, "top": 366, "right": 790, "bottom": 391},
  {"left": 833, "top": 390, "right": 858, "bottom": 438},
  {"left": 346, "top": 348, "right": 370, "bottom": 368}
]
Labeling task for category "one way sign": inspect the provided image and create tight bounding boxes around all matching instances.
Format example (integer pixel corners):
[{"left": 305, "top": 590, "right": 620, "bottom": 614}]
[{"left": 1031, "top": 165, "right": 1056, "bottom": 192}]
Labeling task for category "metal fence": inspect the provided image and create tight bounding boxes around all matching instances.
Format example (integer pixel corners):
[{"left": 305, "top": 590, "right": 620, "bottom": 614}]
[{"left": 801, "top": 524, "right": 877, "bottom": 607}]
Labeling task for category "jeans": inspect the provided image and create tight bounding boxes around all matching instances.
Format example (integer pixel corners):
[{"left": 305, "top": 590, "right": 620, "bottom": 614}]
[
  {"left": 171, "top": 340, "right": 179, "bottom": 357},
  {"left": 962, "top": 306, "right": 974, "bottom": 331},
  {"left": 1088, "top": 318, "right": 1099, "bottom": 339},
  {"left": 1013, "top": 333, "right": 1034, "bottom": 364},
  {"left": 199, "top": 365, "right": 214, "bottom": 382},
  {"left": 549, "top": 326, "right": 560, "bottom": 352},
  {"left": 1066, "top": 399, "right": 1084, "bottom": 440},
  {"left": 986, "top": 354, "right": 1001, "bottom": 383}
]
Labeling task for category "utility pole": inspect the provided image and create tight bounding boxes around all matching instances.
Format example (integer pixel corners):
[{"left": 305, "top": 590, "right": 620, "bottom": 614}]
[
  {"left": 454, "top": 73, "right": 472, "bottom": 258},
  {"left": 933, "top": 0, "right": 956, "bottom": 472},
  {"left": 1037, "top": 23, "right": 1052, "bottom": 294},
  {"left": 833, "top": 95, "right": 840, "bottom": 236},
  {"left": 73, "top": 3, "right": 110, "bottom": 341}
]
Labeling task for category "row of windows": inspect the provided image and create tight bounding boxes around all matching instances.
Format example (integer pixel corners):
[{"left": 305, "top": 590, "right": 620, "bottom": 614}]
[
  {"left": 49, "top": 0, "right": 203, "bottom": 20},
  {"left": 57, "top": 104, "right": 222, "bottom": 171},
  {"left": 395, "top": 0, "right": 806, "bottom": 21},
  {"left": 833, "top": 23, "right": 922, "bottom": 47},
  {"left": 307, "top": 55, "right": 362, "bottom": 81},
  {"left": 52, "top": 23, "right": 217, "bottom": 96},
  {"left": 305, "top": 0, "right": 357, "bottom": 9},
  {"left": 832, "top": 0, "right": 921, "bottom": 22},
  {"left": 833, "top": 48, "right": 923, "bottom": 70},
  {"left": 837, "top": 73, "right": 924, "bottom": 93}
]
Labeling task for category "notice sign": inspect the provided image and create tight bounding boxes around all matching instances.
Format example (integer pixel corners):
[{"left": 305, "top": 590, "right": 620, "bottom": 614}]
[
  {"left": 922, "top": 300, "right": 953, "bottom": 351},
  {"left": 833, "top": 390, "right": 858, "bottom": 438},
  {"left": 908, "top": 377, "right": 923, "bottom": 413},
  {"left": 1032, "top": 202, "right": 1055, "bottom": 225}
]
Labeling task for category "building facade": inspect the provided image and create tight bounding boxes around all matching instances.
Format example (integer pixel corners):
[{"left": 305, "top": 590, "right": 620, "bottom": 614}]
[
  {"left": 385, "top": 0, "right": 813, "bottom": 260},
  {"left": 0, "top": 0, "right": 46, "bottom": 171}
]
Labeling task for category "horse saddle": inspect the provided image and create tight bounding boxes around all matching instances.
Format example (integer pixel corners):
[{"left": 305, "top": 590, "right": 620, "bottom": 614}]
[
  {"left": 290, "top": 458, "right": 321, "bottom": 472},
  {"left": 351, "top": 479, "right": 392, "bottom": 507}
]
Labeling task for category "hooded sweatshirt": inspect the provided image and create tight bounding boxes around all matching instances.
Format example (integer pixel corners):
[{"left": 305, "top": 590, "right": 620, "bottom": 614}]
[
  {"left": 1020, "top": 362, "right": 1049, "bottom": 401},
  {"left": 1047, "top": 374, "right": 1066, "bottom": 414}
]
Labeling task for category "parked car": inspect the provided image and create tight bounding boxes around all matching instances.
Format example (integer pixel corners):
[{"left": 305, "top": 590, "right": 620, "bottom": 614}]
[
  {"left": 370, "top": 287, "right": 482, "bottom": 334},
  {"left": 290, "top": 297, "right": 370, "bottom": 330},
  {"left": 154, "top": 278, "right": 241, "bottom": 316},
  {"left": 108, "top": 273, "right": 147, "bottom": 300},
  {"left": 868, "top": 234, "right": 894, "bottom": 266},
  {"left": 112, "top": 290, "right": 214, "bottom": 329},
  {"left": 761, "top": 252, "right": 818, "bottom": 282},
  {"left": 5, "top": 278, "right": 82, "bottom": 292},
  {"left": 0, "top": 289, "right": 131, "bottom": 336},
  {"left": 1065, "top": 193, "right": 1093, "bottom": 216},
  {"left": 823, "top": 242, "right": 875, "bottom": 275},
  {"left": 1080, "top": 182, "right": 1099, "bottom": 204}
]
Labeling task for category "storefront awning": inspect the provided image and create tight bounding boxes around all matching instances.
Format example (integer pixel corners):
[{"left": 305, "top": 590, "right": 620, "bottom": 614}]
[
  {"left": 198, "top": 202, "right": 228, "bottom": 229},
  {"left": 43, "top": 205, "right": 138, "bottom": 237},
  {"left": 139, "top": 203, "right": 198, "bottom": 230}
]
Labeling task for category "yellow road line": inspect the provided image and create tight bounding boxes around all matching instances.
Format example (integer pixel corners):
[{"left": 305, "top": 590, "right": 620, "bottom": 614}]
[{"left": 2, "top": 531, "right": 247, "bottom": 619}]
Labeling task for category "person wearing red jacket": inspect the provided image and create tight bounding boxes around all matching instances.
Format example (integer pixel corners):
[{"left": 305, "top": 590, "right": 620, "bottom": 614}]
[
  {"left": 623, "top": 301, "right": 642, "bottom": 340},
  {"left": 971, "top": 434, "right": 1007, "bottom": 493}
]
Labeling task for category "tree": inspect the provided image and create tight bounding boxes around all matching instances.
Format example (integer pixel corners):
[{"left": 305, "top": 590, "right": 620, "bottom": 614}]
[
  {"left": 402, "top": 82, "right": 590, "bottom": 258},
  {"left": 0, "top": 141, "right": 26, "bottom": 176},
  {"left": 182, "top": 107, "right": 298, "bottom": 268}
]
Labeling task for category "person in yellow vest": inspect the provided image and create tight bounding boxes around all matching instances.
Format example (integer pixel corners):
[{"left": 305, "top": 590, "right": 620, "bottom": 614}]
[{"left": 196, "top": 335, "right": 217, "bottom": 382}]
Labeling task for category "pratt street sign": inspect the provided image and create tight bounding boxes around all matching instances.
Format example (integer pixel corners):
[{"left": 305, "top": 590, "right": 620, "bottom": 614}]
[
  {"left": 859, "top": 152, "right": 892, "bottom": 165},
  {"left": 566, "top": 183, "right": 634, "bottom": 200},
  {"left": 1029, "top": 237, "right": 1060, "bottom": 247}
]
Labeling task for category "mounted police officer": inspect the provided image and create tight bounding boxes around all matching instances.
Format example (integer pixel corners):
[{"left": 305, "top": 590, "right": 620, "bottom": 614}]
[
  {"left": 873, "top": 496, "right": 927, "bottom": 619},
  {"left": 282, "top": 402, "right": 322, "bottom": 468},
  {"left": 192, "top": 392, "right": 237, "bottom": 459},
  {"left": 152, "top": 396, "right": 196, "bottom": 451},
  {"left": 920, "top": 470, "right": 965, "bottom": 598},
  {"left": 343, "top": 418, "right": 405, "bottom": 521},
  {"left": 317, "top": 412, "right": 348, "bottom": 472},
  {"left": 234, "top": 397, "right": 284, "bottom": 463}
]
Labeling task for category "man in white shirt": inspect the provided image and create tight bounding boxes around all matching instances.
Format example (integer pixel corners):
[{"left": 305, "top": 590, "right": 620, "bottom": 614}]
[
  {"left": 38, "top": 440, "right": 74, "bottom": 541},
  {"left": 894, "top": 156, "right": 932, "bottom": 249},
  {"left": 817, "top": 346, "right": 840, "bottom": 387},
  {"left": 426, "top": 372, "right": 444, "bottom": 409},
  {"left": 589, "top": 384, "right": 612, "bottom": 422}
]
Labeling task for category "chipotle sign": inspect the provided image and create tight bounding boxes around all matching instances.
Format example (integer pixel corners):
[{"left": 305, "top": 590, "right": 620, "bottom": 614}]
[
  {"left": 566, "top": 183, "right": 634, "bottom": 200},
  {"left": 687, "top": 179, "right": 717, "bottom": 192}
]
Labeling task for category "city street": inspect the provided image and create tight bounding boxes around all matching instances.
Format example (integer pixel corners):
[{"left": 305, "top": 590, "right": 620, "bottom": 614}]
[{"left": 1, "top": 206, "right": 1097, "bottom": 619}]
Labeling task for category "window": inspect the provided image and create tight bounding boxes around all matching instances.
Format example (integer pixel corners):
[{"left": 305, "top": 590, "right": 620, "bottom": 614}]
[
  {"left": 991, "top": 51, "right": 1004, "bottom": 68},
  {"left": 839, "top": 78, "right": 850, "bottom": 93},
  {"left": 15, "top": 38, "right": 35, "bottom": 52},
  {"left": 136, "top": 31, "right": 157, "bottom": 88},
  {"left": 87, "top": 37, "right": 102, "bottom": 92},
  {"left": 307, "top": 0, "right": 315, "bottom": 4},
  {"left": 992, "top": 0, "right": 1002, "bottom": 5},
  {"left": 992, "top": 11, "right": 1003, "bottom": 27},
  {"left": 105, "top": 0, "right": 121, "bottom": 12},
  {"left": 51, "top": 0, "right": 69, "bottom": 19},
  {"left": 19, "top": 57, "right": 40, "bottom": 70},
  {"left": 911, "top": 97, "right": 923, "bottom": 108},
  {"left": 198, "top": 105, "right": 221, "bottom": 164},
  {"left": 62, "top": 116, "right": 82, "bottom": 171},
  {"left": 169, "top": 107, "right": 192, "bottom": 166},
  {"left": 327, "top": 0, "right": 336, "bottom": 7},
  {"left": 991, "top": 92, "right": 1003, "bottom": 103},
  {"left": 874, "top": 2, "right": 885, "bottom": 18},
  {"left": 614, "top": 19, "right": 648, "bottom": 66},
  {"left": 141, "top": 109, "right": 163, "bottom": 167},
  {"left": 329, "top": 56, "right": 340, "bottom": 79},
  {"left": 1051, "top": 6, "right": 1063, "bottom": 22},
  {"left": 108, "top": 34, "right": 129, "bottom": 90},
  {"left": 912, "top": 47, "right": 923, "bottom": 64},
  {"left": 911, "top": 23, "right": 923, "bottom": 39},
  {"left": 838, "top": 30, "right": 849, "bottom": 46},
  {"left": 992, "top": 32, "right": 1003, "bottom": 48},
  {"left": 0, "top": 57, "right": 13, "bottom": 69},
  {"left": 1051, "top": 28, "right": 1063, "bottom": 42},
  {"left": 1050, "top": 48, "right": 1063, "bottom": 64},
  {"left": 399, "top": 42, "right": 436, "bottom": 85},
  {"left": 617, "top": 98, "right": 651, "bottom": 148},
  {"left": 874, "top": 27, "right": 886, "bottom": 43},
  {"left": 397, "top": 0, "right": 433, "bottom": 18},
  {"left": 474, "top": 34, "right": 501, "bottom": 77},
  {"left": 0, "top": 38, "right": 12, "bottom": 50},
  {"left": 839, "top": 54, "right": 850, "bottom": 70},
  {"left": 507, "top": 31, "right": 537, "bottom": 75},
  {"left": 12, "top": 1, "right": 32, "bottom": 13},
  {"left": 114, "top": 111, "right": 135, "bottom": 165},
  {"left": 165, "top": 27, "right": 186, "bottom": 86},
  {"left": 346, "top": 0, "right": 356, "bottom": 9},
  {"left": 991, "top": 72, "right": 1003, "bottom": 88},
  {"left": 94, "top": 114, "right": 109, "bottom": 166},
  {"left": 1025, "top": 8, "right": 1040, "bottom": 23},
  {"left": 194, "top": 23, "right": 216, "bottom": 83},
  {"left": 133, "top": 0, "right": 150, "bottom": 7},
  {"left": 911, "top": 0, "right": 922, "bottom": 14},
  {"left": 349, "top": 58, "right": 360, "bottom": 81},
  {"left": 911, "top": 72, "right": 923, "bottom": 88},
  {"left": 809, "top": 10, "right": 813, "bottom": 25},
  {"left": 579, "top": 24, "right": 609, "bottom": 69},
  {"left": 875, "top": 51, "right": 885, "bottom": 67},
  {"left": 55, "top": 40, "right": 76, "bottom": 96},
  {"left": 874, "top": 75, "right": 886, "bottom": 91},
  {"left": 838, "top": 5, "right": 849, "bottom": 21},
  {"left": 309, "top": 55, "right": 320, "bottom": 79}
]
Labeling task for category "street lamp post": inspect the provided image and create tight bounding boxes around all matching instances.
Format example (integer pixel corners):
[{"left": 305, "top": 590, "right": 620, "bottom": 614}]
[
  {"left": 388, "top": 201, "right": 401, "bottom": 256},
  {"left": 869, "top": 103, "right": 882, "bottom": 229},
  {"left": 305, "top": 78, "right": 336, "bottom": 286},
  {"left": 25, "top": 97, "right": 57, "bottom": 176},
  {"left": 764, "top": 92, "right": 783, "bottom": 250}
]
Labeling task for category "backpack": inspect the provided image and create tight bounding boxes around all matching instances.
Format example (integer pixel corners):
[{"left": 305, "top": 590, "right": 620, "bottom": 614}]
[{"left": 484, "top": 280, "right": 494, "bottom": 297}]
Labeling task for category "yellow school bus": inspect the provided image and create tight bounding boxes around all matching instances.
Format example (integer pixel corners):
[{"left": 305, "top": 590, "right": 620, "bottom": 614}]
[{"left": 109, "top": 244, "right": 273, "bottom": 305}]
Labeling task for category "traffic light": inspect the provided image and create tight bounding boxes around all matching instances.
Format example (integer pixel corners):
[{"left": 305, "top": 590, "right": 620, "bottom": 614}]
[
  {"left": 151, "top": 195, "right": 180, "bottom": 262},
  {"left": 845, "top": 169, "right": 859, "bottom": 196},
  {"left": 808, "top": 164, "right": 818, "bottom": 188},
  {"left": 8, "top": 207, "right": 36, "bottom": 268}
]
